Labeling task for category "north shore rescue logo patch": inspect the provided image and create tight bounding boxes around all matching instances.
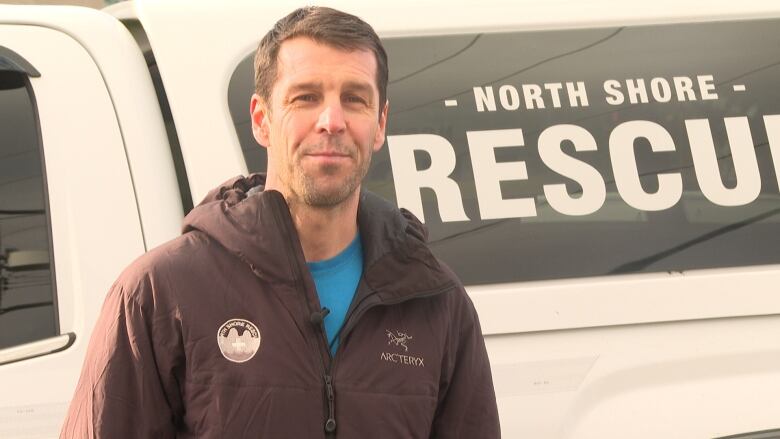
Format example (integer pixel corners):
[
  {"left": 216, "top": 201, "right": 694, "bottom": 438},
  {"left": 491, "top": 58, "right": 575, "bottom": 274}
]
[{"left": 217, "top": 319, "right": 261, "bottom": 363}]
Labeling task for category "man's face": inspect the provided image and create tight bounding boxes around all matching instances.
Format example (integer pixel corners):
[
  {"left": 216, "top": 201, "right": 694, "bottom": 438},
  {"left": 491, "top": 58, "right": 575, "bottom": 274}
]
[{"left": 251, "top": 37, "right": 388, "bottom": 208}]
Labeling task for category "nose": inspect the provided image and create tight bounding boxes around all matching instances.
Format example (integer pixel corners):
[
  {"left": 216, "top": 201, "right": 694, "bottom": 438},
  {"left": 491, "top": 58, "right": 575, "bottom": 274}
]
[{"left": 315, "top": 102, "right": 346, "bottom": 135}]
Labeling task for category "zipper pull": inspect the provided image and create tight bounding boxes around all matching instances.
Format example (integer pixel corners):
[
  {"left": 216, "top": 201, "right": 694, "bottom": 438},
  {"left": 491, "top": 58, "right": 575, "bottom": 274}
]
[{"left": 324, "top": 374, "right": 336, "bottom": 433}]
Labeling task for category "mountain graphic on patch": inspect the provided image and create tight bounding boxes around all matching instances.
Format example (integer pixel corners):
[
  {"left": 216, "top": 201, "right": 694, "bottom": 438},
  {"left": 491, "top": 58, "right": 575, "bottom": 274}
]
[{"left": 217, "top": 319, "right": 261, "bottom": 363}]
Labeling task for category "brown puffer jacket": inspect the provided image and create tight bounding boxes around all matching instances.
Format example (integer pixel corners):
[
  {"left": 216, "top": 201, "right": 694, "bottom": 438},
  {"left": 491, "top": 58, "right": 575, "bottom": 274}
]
[{"left": 61, "top": 174, "right": 500, "bottom": 438}]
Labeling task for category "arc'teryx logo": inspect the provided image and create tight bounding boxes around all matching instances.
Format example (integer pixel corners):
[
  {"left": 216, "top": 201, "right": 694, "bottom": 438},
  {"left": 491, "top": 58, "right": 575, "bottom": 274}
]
[
  {"left": 386, "top": 329, "right": 413, "bottom": 352},
  {"left": 381, "top": 329, "right": 424, "bottom": 368}
]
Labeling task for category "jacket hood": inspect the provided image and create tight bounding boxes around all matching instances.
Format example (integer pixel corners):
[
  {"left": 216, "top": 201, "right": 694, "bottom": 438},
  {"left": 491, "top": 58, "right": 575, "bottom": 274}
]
[
  {"left": 182, "top": 174, "right": 453, "bottom": 298},
  {"left": 182, "top": 174, "right": 297, "bottom": 284}
]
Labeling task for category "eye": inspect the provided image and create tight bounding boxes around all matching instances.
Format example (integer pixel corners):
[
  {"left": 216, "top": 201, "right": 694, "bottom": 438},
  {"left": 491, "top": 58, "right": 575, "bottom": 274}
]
[
  {"left": 344, "top": 94, "right": 368, "bottom": 105},
  {"left": 292, "top": 94, "right": 318, "bottom": 103}
]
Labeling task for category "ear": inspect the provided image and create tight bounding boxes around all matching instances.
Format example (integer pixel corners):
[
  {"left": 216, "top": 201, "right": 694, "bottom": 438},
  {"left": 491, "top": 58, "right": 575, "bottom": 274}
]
[
  {"left": 250, "top": 93, "right": 271, "bottom": 148},
  {"left": 372, "top": 100, "right": 389, "bottom": 152}
]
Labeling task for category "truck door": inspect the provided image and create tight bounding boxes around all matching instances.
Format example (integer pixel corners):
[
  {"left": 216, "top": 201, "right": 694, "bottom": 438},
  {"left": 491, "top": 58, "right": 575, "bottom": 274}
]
[{"left": 0, "top": 17, "right": 147, "bottom": 438}]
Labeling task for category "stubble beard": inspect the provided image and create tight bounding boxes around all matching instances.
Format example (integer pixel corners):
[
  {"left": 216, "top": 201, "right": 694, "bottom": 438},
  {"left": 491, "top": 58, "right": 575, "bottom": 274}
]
[{"left": 291, "top": 144, "right": 372, "bottom": 209}]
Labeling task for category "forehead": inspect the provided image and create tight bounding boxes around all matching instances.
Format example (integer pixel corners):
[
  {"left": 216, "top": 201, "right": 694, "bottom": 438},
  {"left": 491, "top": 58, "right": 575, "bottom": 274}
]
[{"left": 274, "top": 37, "right": 378, "bottom": 93}]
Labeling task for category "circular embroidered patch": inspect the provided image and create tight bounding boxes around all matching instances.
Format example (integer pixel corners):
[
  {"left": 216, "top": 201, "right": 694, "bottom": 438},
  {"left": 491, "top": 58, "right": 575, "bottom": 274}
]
[{"left": 217, "top": 319, "right": 261, "bottom": 363}]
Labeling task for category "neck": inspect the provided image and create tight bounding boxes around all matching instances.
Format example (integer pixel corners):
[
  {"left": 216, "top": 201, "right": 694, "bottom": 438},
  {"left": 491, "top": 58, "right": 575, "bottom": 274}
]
[{"left": 287, "top": 192, "right": 360, "bottom": 262}]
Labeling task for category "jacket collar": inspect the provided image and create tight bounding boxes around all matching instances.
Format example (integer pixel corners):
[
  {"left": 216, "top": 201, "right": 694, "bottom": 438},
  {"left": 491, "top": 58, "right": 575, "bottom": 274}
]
[{"left": 182, "top": 174, "right": 455, "bottom": 301}]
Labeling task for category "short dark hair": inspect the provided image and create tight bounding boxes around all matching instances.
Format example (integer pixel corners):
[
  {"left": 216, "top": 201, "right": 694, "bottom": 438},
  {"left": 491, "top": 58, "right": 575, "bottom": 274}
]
[{"left": 254, "top": 6, "right": 389, "bottom": 112}]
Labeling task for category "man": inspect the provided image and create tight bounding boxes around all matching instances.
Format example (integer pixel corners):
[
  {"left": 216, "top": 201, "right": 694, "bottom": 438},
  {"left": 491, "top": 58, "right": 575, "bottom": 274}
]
[{"left": 62, "top": 6, "right": 499, "bottom": 438}]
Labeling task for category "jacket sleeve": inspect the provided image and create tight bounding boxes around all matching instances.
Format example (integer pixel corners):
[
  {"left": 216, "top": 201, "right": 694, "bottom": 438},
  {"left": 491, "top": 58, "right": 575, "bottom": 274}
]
[
  {"left": 430, "top": 285, "right": 501, "bottom": 438},
  {"left": 60, "top": 276, "right": 183, "bottom": 438}
]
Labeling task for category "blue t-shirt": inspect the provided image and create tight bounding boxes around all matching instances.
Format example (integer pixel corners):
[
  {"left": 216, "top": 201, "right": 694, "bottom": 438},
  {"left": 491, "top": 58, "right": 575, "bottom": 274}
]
[{"left": 306, "top": 234, "right": 363, "bottom": 355}]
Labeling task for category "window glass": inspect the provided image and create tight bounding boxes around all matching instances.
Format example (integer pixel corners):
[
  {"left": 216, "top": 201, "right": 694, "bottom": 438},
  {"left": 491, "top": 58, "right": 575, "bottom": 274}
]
[
  {"left": 0, "top": 70, "right": 57, "bottom": 349},
  {"left": 228, "top": 19, "right": 780, "bottom": 285}
]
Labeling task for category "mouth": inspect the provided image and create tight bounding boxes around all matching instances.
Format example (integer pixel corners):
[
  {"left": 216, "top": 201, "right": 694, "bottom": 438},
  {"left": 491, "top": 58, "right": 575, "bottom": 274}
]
[
  {"left": 301, "top": 151, "right": 354, "bottom": 170},
  {"left": 301, "top": 146, "right": 354, "bottom": 162},
  {"left": 305, "top": 151, "right": 351, "bottom": 158},
  {"left": 300, "top": 141, "right": 356, "bottom": 164}
]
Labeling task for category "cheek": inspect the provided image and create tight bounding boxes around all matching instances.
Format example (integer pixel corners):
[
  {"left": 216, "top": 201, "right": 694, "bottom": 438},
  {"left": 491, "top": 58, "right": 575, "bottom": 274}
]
[
  {"left": 279, "top": 116, "right": 312, "bottom": 148},
  {"left": 350, "top": 120, "right": 378, "bottom": 146}
]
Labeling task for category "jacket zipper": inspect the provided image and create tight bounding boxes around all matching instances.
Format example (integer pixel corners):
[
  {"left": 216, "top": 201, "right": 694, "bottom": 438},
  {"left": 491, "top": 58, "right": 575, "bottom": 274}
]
[
  {"left": 301, "top": 272, "right": 337, "bottom": 436},
  {"left": 323, "top": 374, "right": 336, "bottom": 433},
  {"left": 270, "top": 195, "right": 336, "bottom": 436}
]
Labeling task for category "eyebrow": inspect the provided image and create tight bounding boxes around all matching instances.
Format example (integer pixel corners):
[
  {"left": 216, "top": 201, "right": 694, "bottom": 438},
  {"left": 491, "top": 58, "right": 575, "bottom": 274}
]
[
  {"left": 342, "top": 81, "right": 377, "bottom": 107},
  {"left": 286, "top": 81, "right": 323, "bottom": 95},
  {"left": 342, "top": 81, "right": 374, "bottom": 97}
]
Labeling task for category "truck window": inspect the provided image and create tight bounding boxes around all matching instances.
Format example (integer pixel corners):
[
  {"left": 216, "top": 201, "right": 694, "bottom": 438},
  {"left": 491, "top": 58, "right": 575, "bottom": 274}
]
[
  {"left": 228, "top": 19, "right": 780, "bottom": 285},
  {"left": 0, "top": 70, "right": 58, "bottom": 350}
]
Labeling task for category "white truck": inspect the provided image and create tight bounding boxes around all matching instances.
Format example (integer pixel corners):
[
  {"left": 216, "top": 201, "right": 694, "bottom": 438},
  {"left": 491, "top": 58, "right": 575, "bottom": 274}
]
[{"left": 2, "top": 1, "right": 780, "bottom": 437}]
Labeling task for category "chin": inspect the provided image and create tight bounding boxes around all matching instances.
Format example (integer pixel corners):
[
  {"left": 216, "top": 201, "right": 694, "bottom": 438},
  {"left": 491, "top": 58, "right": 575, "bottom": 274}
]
[{"left": 302, "top": 190, "right": 355, "bottom": 208}]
